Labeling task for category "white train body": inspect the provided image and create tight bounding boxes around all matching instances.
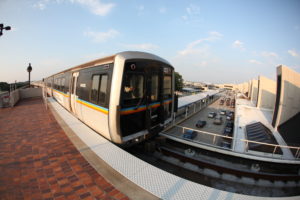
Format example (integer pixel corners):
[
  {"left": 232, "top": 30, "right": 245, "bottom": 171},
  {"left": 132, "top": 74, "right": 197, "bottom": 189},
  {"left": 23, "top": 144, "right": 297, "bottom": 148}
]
[{"left": 45, "top": 51, "right": 175, "bottom": 145}]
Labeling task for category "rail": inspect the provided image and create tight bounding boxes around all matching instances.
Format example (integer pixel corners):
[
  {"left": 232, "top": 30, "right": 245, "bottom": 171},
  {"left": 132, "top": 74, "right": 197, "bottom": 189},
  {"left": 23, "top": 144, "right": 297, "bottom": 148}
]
[{"left": 169, "top": 125, "right": 300, "bottom": 160}]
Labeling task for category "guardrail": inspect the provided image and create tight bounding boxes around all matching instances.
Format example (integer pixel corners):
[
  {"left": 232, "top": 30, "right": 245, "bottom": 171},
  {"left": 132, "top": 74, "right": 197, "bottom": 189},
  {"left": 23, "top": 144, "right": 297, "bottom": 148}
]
[{"left": 171, "top": 125, "right": 300, "bottom": 160}]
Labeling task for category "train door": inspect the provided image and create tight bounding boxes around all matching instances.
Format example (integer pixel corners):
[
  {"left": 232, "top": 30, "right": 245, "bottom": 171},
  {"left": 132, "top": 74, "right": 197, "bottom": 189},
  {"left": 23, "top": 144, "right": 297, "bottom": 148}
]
[
  {"left": 70, "top": 72, "right": 79, "bottom": 114},
  {"left": 146, "top": 72, "right": 162, "bottom": 131}
]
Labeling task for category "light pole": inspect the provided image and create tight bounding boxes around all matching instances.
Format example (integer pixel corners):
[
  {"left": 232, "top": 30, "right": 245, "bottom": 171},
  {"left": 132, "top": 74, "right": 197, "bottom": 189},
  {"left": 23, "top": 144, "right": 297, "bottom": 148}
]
[
  {"left": 0, "top": 24, "right": 11, "bottom": 37},
  {"left": 27, "top": 63, "right": 32, "bottom": 88}
]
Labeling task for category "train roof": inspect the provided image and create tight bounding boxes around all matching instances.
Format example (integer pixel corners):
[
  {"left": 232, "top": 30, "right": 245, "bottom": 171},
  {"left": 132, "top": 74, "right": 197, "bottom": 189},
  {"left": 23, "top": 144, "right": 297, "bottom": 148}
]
[{"left": 47, "top": 51, "right": 173, "bottom": 78}]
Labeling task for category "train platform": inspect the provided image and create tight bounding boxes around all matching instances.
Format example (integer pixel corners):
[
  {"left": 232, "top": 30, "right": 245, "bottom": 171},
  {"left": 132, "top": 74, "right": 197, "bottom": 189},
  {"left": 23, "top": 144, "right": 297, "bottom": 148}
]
[
  {"left": 2, "top": 96, "right": 300, "bottom": 200},
  {"left": 0, "top": 97, "right": 130, "bottom": 200}
]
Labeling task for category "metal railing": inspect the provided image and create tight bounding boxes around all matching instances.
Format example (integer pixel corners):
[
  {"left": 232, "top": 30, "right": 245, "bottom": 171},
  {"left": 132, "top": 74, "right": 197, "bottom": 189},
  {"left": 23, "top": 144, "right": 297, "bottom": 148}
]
[{"left": 172, "top": 125, "right": 300, "bottom": 160}]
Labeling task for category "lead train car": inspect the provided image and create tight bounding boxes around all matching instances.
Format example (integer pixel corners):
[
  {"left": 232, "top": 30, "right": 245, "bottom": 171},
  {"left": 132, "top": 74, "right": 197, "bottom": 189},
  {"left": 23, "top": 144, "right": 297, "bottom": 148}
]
[{"left": 45, "top": 51, "right": 175, "bottom": 146}]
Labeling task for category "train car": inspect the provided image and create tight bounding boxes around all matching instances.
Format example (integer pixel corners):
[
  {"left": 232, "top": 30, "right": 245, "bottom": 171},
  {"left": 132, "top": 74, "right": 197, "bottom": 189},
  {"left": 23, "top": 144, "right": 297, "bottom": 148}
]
[{"left": 44, "top": 51, "right": 175, "bottom": 145}]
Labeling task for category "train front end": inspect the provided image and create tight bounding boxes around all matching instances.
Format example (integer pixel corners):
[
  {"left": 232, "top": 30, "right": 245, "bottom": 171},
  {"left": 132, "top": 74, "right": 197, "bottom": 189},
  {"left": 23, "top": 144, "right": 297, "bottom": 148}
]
[{"left": 109, "top": 52, "right": 174, "bottom": 146}]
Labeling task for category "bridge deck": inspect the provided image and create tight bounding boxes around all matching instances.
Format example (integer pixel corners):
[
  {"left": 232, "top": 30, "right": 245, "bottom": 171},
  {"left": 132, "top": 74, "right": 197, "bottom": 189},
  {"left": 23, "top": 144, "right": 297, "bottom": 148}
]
[{"left": 0, "top": 97, "right": 129, "bottom": 200}]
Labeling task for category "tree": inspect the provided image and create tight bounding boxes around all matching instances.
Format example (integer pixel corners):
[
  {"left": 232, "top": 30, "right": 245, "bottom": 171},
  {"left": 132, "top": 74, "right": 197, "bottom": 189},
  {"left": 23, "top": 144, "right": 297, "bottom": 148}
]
[
  {"left": 0, "top": 82, "right": 9, "bottom": 92},
  {"left": 174, "top": 72, "right": 183, "bottom": 91}
]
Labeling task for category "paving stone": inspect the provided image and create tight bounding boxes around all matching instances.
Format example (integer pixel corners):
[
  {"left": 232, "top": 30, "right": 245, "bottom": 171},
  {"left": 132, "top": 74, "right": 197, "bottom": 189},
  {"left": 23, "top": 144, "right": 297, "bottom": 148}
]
[{"left": 0, "top": 98, "right": 128, "bottom": 200}]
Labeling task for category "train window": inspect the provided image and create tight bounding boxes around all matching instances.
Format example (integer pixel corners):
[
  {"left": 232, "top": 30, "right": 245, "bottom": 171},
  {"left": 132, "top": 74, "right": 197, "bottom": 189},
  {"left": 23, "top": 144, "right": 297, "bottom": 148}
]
[
  {"left": 58, "top": 78, "right": 62, "bottom": 91},
  {"left": 99, "top": 74, "right": 108, "bottom": 104},
  {"left": 123, "top": 73, "right": 144, "bottom": 105},
  {"left": 91, "top": 75, "right": 100, "bottom": 104},
  {"left": 163, "top": 75, "right": 172, "bottom": 99},
  {"left": 61, "top": 78, "right": 65, "bottom": 92},
  {"left": 151, "top": 75, "right": 159, "bottom": 101},
  {"left": 54, "top": 78, "right": 58, "bottom": 89},
  {"left": 90, "top": 74, "right": 108, "bottom": 105}
]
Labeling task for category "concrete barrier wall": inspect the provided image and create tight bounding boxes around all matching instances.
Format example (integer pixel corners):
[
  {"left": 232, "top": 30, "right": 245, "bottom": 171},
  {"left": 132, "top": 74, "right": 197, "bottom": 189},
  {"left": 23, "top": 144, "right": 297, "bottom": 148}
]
[
  {"left": 243, "top": 82, "right": 249, "bottom": 95},
  {"left": 250, "top": 79, "right": 258, "bottom": 105},
  {"left": 20, "top": 88, "right": 42, "bottom": 99},
  {"left": 274, "top": 65, "right": 300, "bottom": 127},
  {"left": 0, "top": 91, "right": 10, "bottom": 108},
  {"left": 9, "top": 90, "right": 20, "bottom": 107},
  {"left": 257, "top": 76, "right": 276, "bottom": 110},
  {"left": 0, "top": 88, "right": 43, "bottom": 108}
]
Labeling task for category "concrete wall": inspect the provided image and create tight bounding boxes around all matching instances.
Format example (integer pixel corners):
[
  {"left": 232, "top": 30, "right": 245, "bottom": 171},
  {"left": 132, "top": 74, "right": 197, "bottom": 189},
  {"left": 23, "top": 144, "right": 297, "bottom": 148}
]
[
  {"left": 272, "top": 65, "right": 300, "bottom": 128},
  {"left": 0, "top": 88, "right": 42, "bottom": 108},
  {"left": 20, "top": 88, "right": 42, "bottom": 99},
  {"left": 9, "top": 90, "right": 20, "bottom": 107},
  {"left": 0, "top": 91, "right": 9, "bottom": 108},
  {"left": 250, "top": 79, "right": 258, "bottom": 105},
  {"left": 242, "top": 82, "right": 249, "bottom": 95},
  {"left": 247, "top": 80, "right": 252, "bottom": 98},
  {"left": 256, "top": 76, "right": 276, "bottom": 110}
]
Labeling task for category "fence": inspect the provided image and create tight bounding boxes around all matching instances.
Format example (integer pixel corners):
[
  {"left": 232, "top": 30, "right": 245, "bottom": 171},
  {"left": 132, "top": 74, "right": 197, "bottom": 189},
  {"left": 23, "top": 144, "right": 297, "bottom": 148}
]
[{"left": 170, "top": 125, "right": 300, "bottom": 160}]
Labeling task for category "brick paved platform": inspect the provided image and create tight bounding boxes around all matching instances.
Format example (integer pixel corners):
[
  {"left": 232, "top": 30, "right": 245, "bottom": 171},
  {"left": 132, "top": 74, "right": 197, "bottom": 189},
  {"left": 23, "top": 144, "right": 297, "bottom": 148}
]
[{"left": 0, "top": 97, "right": 129, "bottom": 200}]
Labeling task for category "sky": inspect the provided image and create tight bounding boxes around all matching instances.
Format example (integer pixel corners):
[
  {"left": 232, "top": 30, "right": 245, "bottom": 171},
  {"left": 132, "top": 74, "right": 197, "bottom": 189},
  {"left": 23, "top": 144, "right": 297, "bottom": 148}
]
[{"left": 1, "top": 0, "right": 300, "bottom": 84}]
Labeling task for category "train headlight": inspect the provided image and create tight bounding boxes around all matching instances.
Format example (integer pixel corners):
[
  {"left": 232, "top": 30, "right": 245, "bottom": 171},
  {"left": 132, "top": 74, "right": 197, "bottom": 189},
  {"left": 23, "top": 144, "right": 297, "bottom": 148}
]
[{"left": 130, "top": 64, "right": 136, "bottom": 70}]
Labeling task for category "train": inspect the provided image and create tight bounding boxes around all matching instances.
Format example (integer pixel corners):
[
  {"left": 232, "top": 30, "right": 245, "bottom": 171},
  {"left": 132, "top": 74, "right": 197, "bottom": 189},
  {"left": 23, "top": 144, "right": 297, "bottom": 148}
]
[{"left": 44, "top": 51, "right": 175, "bottom": 146}]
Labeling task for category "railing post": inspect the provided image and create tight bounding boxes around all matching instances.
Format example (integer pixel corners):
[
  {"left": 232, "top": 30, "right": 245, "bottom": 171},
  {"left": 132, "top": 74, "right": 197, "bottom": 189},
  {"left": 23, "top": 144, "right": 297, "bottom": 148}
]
[
  {"left": 173, "top": 113, "right": 176, "bottom": 125},
  {"left": 272, "top": 146, "right": 278, "bottom": 155},
  {"left": 182, "top": 127, "right": 185, "bottom": 134},
  {"left": 296, "top": 148, "right": 300, "bottom": 159},
  {"left": 245, "top": 140, "right": 249, "bottom": 152},
  {"left": 213, "top": 135, "right": 216, "bottom": 144}
]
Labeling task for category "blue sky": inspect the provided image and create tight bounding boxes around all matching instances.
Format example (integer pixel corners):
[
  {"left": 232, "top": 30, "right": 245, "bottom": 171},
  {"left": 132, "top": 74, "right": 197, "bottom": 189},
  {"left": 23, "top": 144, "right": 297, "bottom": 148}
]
[{"left": 1, "top": 0, "right": 300, "bottom": 84}]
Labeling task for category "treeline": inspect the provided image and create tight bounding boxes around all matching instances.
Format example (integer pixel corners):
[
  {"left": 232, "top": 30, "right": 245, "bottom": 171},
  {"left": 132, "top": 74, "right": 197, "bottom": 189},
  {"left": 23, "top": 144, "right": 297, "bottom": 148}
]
[{"left": 0, "top": 82, "right": 28, "bottom": 92}]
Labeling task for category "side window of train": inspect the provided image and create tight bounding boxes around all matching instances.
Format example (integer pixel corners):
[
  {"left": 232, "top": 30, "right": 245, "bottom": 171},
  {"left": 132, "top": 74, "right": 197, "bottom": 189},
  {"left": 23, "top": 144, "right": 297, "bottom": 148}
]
[
  {"left": 61, "top": 78, "right": 65, "bottom": 92},
  {"left": 90, "top": 74, "right": 108, "bottom": 106},
  {"left": 99, "top": 74, "right": 108, "bottom": 104},
  {"left": 54, "top": 78, "right": 57, "bottom": 89},
  {"left": 91, "top": 75, "right": 100, "bottom": 104}
]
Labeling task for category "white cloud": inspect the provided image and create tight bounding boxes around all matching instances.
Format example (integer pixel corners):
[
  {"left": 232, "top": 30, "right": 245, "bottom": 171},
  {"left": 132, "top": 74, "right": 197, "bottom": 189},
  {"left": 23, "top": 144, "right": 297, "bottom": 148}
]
[
  {"left": 232, "top": 40, "right": 245, "bottom": 51},
  {"left": 84, "top": 29, "right": 119, "bottom": 43},
  {"left": 33, "top": 0, "right": 115, "bottom": 16},
  {"left": 259, "top": 51, "right": 281, "bottom": 67},
  {"left": 288, "top": 49, "right": 299, "bottom": 57},
  {"left": 182, "top": 4, "right": 201, "bottom": 23},
  {"left": 179, "top": 31, "right": 223, "bottom": 56},
  {"left": 186, "top": 4, "right": 200, "bottom": 15},
  {"left": 123, "top": 43, "right": 158, "bottom": 50},
  {"left": 159, "top": 7, "right": 166, "bottom": 14},
  {"left": 33, "top": 0, "right": 49, "bottom": 10},
  {"left": 137, "top": 5, "right": 144, "bottom": 11},
  {"left": 261, "top": 51, "right": 278, "bottom": 58},
  {"left": 182, "top": 15, "right": 188, "bottom": 21},
  {"left": 249, "top": 59, "right": 262, "bottom": 65}
]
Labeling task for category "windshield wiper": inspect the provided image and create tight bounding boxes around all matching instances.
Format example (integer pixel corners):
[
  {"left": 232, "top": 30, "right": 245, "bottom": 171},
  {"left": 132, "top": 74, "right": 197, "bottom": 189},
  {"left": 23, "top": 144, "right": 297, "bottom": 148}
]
[{"left": 134, "top": 90, "right": 146, "bottom": 110}]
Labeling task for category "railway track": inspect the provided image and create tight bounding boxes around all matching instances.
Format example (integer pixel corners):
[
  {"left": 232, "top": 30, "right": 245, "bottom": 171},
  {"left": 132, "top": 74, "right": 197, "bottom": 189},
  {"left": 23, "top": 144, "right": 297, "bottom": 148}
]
[{"left": 126, "top": 137, "right": 300, "bottom": 197}]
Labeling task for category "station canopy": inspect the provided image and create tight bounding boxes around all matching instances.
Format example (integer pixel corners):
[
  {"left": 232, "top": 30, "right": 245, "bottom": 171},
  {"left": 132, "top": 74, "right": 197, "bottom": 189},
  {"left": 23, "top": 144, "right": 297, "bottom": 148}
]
[{"left": 178, "top": 90, "right": 219, "bottom": 108}]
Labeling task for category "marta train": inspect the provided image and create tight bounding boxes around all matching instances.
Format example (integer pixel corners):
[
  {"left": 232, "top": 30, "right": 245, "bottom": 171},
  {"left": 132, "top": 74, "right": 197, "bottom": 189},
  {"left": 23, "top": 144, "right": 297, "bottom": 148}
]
[{"left": 44, "top": 51, "right": 175, "bottom": 146}]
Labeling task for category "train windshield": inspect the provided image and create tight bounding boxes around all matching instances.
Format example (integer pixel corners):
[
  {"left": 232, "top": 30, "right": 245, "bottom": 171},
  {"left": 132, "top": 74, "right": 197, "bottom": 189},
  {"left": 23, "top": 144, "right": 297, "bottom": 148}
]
[
  {"left": 123, "top": 73, "right": 145, "bottom": 106},
  {"left": 120, "top": 60, "right": 173, "bottom": 138}
]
